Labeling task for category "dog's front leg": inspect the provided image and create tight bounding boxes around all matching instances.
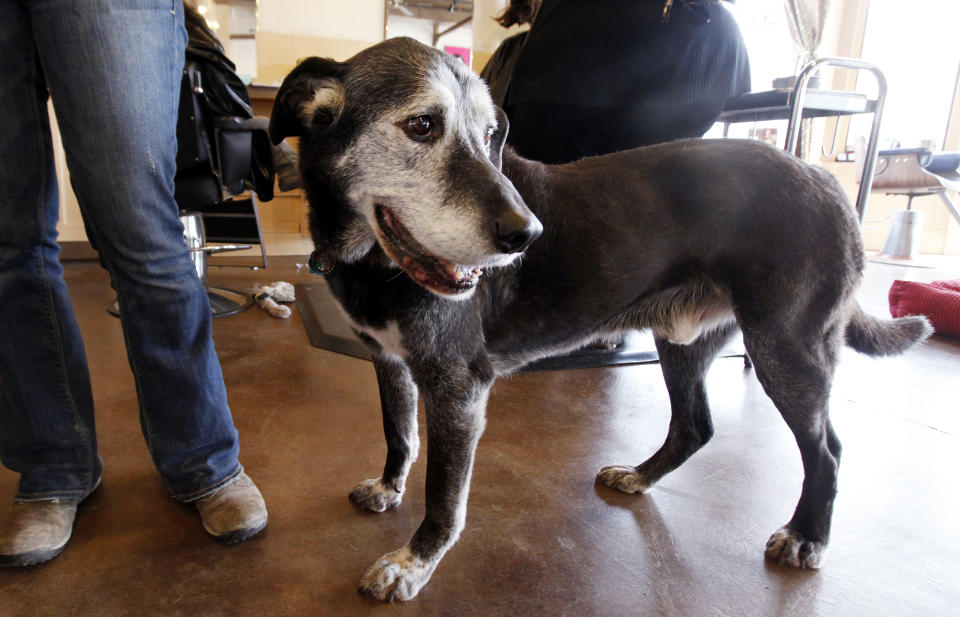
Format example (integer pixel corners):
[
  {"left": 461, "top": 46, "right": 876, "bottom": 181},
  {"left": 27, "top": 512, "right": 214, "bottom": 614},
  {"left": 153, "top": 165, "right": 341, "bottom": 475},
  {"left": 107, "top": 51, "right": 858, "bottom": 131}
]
[
  {"left": 350, "top": 354, "right": 419, "bottom": 512},
  {"left": 359, "top": 359, "right": 491, "bottom": 602}
]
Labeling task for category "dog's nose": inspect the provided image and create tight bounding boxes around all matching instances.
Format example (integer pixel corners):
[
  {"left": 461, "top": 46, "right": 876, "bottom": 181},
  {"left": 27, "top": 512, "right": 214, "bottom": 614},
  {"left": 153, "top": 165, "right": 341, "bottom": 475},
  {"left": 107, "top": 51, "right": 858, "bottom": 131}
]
[{"left": 493, "top": 211, "right": 543, "bottom": 253}]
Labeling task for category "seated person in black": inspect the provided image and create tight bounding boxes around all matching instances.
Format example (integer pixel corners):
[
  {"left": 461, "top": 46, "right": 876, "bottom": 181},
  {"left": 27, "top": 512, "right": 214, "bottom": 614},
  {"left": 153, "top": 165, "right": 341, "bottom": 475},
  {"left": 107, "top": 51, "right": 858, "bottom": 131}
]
[{"left": 499, "top": 0, "right": 751, "bottom": 164}]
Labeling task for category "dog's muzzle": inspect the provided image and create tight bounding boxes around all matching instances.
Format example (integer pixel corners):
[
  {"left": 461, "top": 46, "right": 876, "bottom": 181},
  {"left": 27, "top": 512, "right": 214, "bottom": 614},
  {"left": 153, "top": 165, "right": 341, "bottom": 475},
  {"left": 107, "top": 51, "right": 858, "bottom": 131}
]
[{"left": 375, "top": 205, "right": 485, "bottom": 296}]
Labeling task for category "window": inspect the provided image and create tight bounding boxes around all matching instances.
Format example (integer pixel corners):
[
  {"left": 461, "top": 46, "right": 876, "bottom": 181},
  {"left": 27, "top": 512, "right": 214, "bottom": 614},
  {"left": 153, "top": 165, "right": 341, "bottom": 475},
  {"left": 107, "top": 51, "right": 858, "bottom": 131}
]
[
  {"left": 728, "top": 1, "right": 797, "bottom": 92},
  {"left": 850, "top": 0, "right": 960, "bottom": 150}
]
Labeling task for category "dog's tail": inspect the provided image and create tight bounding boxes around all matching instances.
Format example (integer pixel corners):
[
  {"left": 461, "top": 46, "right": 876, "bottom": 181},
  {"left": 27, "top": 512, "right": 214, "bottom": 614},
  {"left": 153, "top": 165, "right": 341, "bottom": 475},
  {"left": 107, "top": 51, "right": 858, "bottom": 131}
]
[{"left": 845, "top": 302, "right": 933, "bottom": 356}]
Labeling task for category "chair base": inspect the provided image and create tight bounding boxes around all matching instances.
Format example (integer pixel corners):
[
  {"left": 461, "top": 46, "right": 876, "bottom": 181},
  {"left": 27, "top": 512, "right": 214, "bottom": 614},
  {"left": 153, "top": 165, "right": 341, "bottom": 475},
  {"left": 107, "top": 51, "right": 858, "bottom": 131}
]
[
  {"left": 881, "top": 209, "right": 925, "bottom": 259},
  {"left": 107, "top": 286, "right": 253, "bottom": 319},
  {"left": 205, "top": 286, "right": 255, "bottom": 317}
]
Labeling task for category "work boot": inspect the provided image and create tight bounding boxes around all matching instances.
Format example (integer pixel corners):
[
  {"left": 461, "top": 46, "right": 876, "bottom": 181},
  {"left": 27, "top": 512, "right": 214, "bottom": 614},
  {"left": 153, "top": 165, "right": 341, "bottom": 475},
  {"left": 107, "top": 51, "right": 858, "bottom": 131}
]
[
  {"left": 0, "top": 499, "right": 80, "bottom": 567},
  {"left": 194, "top": 473, "right": 267, "bottom": 543}
]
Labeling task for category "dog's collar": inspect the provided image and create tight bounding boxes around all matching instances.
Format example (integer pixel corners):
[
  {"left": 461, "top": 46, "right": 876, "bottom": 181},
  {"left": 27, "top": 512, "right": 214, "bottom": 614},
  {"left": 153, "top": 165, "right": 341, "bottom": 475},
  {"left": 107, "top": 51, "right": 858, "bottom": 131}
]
[{"left": 308, "top": 248, "right": 336, "bottom": 276}]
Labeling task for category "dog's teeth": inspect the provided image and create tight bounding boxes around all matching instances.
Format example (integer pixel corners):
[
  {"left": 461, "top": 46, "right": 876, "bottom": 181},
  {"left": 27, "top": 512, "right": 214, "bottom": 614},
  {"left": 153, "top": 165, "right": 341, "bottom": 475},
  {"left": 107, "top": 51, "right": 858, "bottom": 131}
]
[{"left": 446, "top": 263, "right": 481, "bottom": 283}]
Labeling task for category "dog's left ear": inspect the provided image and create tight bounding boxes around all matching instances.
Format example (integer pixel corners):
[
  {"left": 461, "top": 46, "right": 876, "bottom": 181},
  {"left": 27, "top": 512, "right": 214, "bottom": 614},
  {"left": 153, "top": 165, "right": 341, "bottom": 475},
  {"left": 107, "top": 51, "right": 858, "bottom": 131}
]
[
  {"left": 269, "top": 56, "right": 348, "bottom": 145},
  {"left": 488, "top": 106, "right": 510, "bottom": 171}
]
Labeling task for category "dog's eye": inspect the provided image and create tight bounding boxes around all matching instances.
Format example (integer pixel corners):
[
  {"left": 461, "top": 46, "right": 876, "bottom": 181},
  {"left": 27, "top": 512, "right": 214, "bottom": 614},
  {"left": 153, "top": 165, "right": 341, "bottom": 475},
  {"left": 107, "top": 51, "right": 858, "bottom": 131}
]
[
  {"left": 484, "top": 126, "right": 495, "bottom": 145},
  {"left": 403, "top": 115, "right": 435, "bottom": 141}
]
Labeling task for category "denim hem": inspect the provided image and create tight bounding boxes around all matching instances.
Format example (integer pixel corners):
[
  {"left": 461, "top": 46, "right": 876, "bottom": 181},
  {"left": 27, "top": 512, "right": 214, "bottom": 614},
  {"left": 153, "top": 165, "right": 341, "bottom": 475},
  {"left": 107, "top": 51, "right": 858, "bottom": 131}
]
[
  {"left": 14, "top": 474, "right": 102, "bottom": 503},
  {"left": 174, "top": 464, "right": 243, "bottom": 503},
  {"left": 14, "top": 490, "right": 88, "bottom": 503}
]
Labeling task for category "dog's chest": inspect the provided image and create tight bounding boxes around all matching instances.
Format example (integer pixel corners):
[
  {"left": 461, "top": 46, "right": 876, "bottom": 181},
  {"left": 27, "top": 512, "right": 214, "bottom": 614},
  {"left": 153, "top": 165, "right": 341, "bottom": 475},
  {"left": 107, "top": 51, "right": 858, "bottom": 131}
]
[
  {"left": 323, "top": 267, "right": 421, "bottom": 361},
  {"left": 336, "top": 304, "right": 409, "bottom": 360},
  {"left": 364, "top": 321, "right": 408, "bottom": 359}
]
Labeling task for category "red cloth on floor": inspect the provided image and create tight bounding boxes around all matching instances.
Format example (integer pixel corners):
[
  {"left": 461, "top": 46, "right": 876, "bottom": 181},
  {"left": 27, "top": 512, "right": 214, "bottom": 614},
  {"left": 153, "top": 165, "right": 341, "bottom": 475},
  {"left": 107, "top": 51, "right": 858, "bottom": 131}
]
[
  {"left": 889, "top": 279, "right": 960, "bottom": 337},
  {"left": 931, "top": 279, "right": 960, "bottom": 293}
]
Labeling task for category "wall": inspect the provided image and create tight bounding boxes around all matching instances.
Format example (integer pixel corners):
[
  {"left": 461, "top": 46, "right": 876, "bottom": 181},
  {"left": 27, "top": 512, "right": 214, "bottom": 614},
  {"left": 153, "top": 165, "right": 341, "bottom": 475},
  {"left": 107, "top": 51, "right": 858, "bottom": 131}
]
[
  {"left": 471, "top": 0, "right": 526, "bottom": 73},
  {"left": 256, "top": 0, "right": 385, "bottom": 84}
]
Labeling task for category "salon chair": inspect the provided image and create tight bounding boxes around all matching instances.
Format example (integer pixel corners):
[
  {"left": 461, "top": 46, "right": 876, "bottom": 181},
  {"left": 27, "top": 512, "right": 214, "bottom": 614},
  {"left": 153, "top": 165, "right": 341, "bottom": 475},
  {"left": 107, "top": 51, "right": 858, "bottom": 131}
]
[{"left": 857, "top": 143, "right": 960, "bottom": 259}]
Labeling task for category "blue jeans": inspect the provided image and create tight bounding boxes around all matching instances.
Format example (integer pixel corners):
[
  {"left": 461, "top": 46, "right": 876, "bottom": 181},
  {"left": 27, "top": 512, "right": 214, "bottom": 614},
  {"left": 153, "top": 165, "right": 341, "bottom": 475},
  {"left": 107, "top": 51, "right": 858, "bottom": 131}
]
[{"left": 0, "top": 0, "right": 241, "bottom": 502}]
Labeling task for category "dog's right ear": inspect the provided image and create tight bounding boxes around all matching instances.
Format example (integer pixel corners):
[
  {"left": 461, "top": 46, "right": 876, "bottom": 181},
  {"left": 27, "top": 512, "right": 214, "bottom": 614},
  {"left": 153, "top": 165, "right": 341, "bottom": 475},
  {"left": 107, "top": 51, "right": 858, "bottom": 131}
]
[{"left": 269, "top": 57, "right": 348, "bottom": 145}]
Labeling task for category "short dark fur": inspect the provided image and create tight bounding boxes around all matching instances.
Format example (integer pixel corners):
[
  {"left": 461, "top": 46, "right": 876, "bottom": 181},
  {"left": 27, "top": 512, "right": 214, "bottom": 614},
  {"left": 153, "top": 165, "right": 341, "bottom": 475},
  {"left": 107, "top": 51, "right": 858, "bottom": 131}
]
[{"left": 270, "top": 38, "right": 932, "bottom": 601}]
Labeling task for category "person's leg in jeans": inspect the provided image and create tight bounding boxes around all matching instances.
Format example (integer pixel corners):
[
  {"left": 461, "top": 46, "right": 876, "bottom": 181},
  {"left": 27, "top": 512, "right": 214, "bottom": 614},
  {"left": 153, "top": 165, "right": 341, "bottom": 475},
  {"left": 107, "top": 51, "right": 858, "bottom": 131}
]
[
  {"left": 0, "top": 0, "right": 108, "bottom": 566},
  {"left": 35, "top": 1, "right": 244, "bottom": 502},
  {"left": 0, "top": 0, "right": 266, "bottom": 566},
  {"left": 0, "top": 0, "right": 103, "bottom": 504}
]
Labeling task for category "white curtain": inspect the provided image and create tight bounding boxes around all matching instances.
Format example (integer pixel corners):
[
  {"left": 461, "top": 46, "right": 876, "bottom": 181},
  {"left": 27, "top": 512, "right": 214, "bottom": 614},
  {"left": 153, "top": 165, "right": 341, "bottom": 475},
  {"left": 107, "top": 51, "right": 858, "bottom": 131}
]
[
  {"left": 783, "top": 0, "right": 832, "bottom": 160},
  {"left": 783, "top": 0, "right": 831, "bottom": 72}
]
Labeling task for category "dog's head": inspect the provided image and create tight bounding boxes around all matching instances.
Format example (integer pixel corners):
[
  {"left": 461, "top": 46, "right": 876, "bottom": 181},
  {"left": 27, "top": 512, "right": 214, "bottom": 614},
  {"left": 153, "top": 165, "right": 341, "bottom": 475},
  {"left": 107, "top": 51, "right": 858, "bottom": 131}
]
[{"left": 270, "top": 37, "right": 542, "bottom": 299}]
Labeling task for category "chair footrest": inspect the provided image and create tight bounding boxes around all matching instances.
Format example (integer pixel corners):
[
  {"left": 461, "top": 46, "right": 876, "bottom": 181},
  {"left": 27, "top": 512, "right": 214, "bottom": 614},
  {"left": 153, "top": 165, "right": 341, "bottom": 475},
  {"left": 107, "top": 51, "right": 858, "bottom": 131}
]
[{"left": 190, "top": 244, "right": 252, "bottom": 255}]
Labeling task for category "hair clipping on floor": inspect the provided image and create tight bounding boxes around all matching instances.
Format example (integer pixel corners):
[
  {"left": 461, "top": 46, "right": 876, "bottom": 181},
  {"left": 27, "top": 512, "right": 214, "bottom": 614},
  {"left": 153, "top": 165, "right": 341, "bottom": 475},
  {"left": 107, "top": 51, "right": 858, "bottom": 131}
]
[{"left": 254, "top": 281, "right": 296, "bottom": 319}]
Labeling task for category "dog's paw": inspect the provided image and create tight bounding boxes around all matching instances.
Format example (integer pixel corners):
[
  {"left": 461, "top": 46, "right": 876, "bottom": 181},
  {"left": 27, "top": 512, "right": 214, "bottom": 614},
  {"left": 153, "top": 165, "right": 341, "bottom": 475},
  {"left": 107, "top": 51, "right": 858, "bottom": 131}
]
[
  {"left": 764, "top": 525, "right": 827, "bottom": 569},
  {"left": 596, "top": 465, "right": 651, "bottom": 494},
  {"left": 349, "top": 478, "right": 403, "bottom": 512},
  {"left": 359, "top": 547, "right": 435, "bottom": 602}
]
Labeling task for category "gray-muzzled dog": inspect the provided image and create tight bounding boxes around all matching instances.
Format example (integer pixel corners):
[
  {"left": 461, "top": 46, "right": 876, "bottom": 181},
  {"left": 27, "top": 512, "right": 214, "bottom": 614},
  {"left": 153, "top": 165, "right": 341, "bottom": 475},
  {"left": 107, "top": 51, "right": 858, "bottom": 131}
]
[{"left": 269, "top": 37, "right": 932, "bottom": 601}]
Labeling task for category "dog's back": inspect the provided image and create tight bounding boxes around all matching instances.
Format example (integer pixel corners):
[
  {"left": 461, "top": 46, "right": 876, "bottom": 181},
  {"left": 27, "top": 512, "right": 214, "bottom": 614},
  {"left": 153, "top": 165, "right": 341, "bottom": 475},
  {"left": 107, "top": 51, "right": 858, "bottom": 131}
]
[{"left": 486, "top": 138, "right": 916, "bottom": 370}]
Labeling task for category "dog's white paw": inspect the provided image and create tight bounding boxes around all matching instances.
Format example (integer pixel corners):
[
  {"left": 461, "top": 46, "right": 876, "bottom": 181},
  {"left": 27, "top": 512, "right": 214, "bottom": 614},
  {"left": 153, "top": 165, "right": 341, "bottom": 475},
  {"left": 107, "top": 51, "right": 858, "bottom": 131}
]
[
  {"left": 359, "top": 547, "right": 435, "bottom": 602},
  {"left": 349, "top": 478, "right": 403, "bottom": 512},
  {"left": 596, "top": 465, "right": 651, "bottom": 494},
  {"left": 765, "top": 525, "right": 827, "bottom": 569}
]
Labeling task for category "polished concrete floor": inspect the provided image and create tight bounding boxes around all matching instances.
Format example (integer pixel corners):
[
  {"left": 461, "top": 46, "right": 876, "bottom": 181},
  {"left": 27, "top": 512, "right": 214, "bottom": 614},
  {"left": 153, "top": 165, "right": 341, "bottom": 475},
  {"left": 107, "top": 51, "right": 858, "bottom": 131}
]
[{"left": 1, "top": 255, "right": 958, "bottom": 617}]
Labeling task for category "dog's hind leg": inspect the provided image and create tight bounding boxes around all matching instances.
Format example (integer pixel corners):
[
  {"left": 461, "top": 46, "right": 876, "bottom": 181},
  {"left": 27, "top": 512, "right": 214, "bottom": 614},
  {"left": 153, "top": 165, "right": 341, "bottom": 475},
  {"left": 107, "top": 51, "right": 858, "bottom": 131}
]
[
  {"left": 358, "top": 356, "right": 493, "bottom": 602},
  {"left": 350, "top": 354, "right": 419, "bottom": 512},
  {"left": 741, "top": 325, "right": 843, "bottom": 570},
  {"left": 597, "top": 322, "right": 738, "bottom": 493}
]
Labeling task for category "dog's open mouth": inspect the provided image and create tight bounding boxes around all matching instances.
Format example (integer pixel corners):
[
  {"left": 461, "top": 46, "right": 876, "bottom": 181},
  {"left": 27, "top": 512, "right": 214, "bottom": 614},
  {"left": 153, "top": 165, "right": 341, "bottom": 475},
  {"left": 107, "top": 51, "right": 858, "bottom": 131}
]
[{"left": 375, "top": 205, "right": 482, "bottom": 295}]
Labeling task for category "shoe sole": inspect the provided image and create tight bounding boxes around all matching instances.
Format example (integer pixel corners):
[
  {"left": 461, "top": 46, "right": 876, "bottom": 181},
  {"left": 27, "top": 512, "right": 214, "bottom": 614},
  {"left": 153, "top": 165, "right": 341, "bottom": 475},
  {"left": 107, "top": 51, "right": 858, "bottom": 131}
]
[
  {"left": 0, "top": 543, "right": 68, "bottom": 567},
  {"left": 206, "top": 516, "right": 268, "bottom": 544}
]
